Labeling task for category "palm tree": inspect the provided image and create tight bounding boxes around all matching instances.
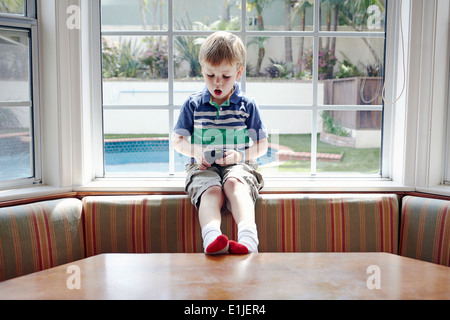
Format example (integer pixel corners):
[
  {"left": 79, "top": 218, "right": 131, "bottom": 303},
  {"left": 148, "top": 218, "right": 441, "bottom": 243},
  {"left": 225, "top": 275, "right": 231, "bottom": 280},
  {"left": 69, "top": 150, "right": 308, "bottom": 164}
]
[
  {"left": 292, "top": 0, "right": 312, "bottom": 74},
  {"left": 320, "top": 0, "right": 385, "bottom": 78},
  {"left": 284, "top": 0, "right": 298, "bottom": 65},
  {"left": 340, "top": 0, "right": 386, "bottom": 64},
  {"left": 247, "top": 0, "right": 272, "bottom": 76}
]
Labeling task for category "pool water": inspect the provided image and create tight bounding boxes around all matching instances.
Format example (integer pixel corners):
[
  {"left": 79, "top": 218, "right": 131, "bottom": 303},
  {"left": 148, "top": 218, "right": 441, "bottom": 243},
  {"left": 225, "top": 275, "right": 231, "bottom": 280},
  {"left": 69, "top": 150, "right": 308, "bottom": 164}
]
[{"left": 104, "top": 139, "right": 276, "bottom": 173}]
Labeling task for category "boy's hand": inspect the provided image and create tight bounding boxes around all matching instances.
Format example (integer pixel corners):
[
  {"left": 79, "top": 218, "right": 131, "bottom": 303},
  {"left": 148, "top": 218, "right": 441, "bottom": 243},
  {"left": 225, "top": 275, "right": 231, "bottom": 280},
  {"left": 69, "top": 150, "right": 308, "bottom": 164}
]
[
  {"left": 194, "top": 150, "right": 211, "bottom": 171},
  {"left": 215, "top": 149, "right": 244, "bottom": 167}
]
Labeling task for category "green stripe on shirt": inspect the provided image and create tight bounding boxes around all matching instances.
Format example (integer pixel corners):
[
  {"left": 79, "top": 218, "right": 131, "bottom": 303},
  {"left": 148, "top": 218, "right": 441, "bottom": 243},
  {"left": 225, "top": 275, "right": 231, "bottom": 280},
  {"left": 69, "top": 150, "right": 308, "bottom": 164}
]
[{"left": 191, "top": 128, "right": 250, "bottom": 148}]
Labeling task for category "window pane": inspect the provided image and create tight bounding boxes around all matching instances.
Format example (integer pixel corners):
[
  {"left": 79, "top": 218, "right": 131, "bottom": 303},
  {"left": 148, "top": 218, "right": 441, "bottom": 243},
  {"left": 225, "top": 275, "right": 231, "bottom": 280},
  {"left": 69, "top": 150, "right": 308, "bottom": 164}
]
[
  {"left": 246, "top": 36, "right": 313, "bottom": 105},
  {"left": 0, "top": 0, "right": 25, "bottom": 16},
  {"left": 174, "top": 109, "right": 195, "bottom": 172},
  {"left": 320, "top": 0, "right": 386, "bottom": 32},
  {"left": 101, "top": 0, "right": 168, "bottom": 31},
  {"left": 102, "top": 36, "right": 169, "bottom": 106},
  {"left": 173, "top": 35, "right": 203, "bottom": 105},
  {"left": 104, "top": 110, "right": 171, "bottom": 174},
  {"left": 0, "top": 107, "right": 33, "bottom": 181},
  {"left": 0, "top": 28, "right": 30, "bottom": 102},
  {"left": 259, "top": 110, "right": 312, "bottom": 176},
  {"left": 318, "top": 37, "right": 384, "bottom": 105},
  {"left": 246, "top": 0, "right": 314, "bottom": 31},
  {"left": 317, "top": 110, "right": 381, "bottom": 174},
  {"left": 174, "top": 0, "right": 241, "bottom": 31},
  {"left": 98, "top": 0, "right": 388, "bottom": 178}
]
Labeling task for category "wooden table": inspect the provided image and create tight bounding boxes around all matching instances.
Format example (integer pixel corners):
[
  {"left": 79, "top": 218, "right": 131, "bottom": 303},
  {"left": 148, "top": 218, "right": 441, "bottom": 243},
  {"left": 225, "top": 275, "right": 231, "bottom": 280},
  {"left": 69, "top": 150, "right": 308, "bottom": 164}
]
[{"left": 0, "top": 253, "right": 449, "bottom": 300}]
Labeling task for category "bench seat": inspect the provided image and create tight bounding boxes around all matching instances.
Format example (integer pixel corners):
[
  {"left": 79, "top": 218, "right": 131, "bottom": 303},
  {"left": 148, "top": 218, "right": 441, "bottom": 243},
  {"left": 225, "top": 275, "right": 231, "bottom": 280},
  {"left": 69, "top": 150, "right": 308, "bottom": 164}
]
[
  {"left": 82, "top": 194, "right": 399, "bottom": 256},
  {"left": 3, "top": 192, "right": 449, "bottom": 283}
]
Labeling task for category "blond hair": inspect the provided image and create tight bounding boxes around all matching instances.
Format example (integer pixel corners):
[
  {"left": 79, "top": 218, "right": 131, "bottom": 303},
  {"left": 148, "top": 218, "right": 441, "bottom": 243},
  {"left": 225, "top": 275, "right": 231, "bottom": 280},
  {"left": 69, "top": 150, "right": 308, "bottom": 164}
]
[{"left": 198, "top": 31, "right": 246, "bottom": 70}]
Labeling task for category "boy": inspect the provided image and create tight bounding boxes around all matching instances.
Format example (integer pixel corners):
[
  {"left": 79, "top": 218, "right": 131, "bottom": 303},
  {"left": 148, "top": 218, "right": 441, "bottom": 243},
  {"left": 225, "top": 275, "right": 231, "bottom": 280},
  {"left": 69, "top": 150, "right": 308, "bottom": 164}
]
[{"left": 173, "top": 31, "right": 268, "bottom": 255}]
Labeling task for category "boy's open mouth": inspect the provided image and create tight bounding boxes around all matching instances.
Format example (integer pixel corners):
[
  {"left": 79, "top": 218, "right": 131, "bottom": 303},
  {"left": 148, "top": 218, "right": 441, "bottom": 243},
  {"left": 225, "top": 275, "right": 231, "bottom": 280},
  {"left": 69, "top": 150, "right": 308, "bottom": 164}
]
[{"left": 214, "top": 89, "right": 222, "bottom": 96}]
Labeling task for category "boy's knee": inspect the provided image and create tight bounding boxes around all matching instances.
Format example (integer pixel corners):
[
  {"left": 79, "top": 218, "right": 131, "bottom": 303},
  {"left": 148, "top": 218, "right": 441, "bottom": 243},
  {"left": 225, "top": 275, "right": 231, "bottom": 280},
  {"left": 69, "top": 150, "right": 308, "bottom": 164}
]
[
  {"left": 202, "top": 185, "right": 223, "bottom": 199},
  {"left": 198, "top": 185, "right": 224, "bottom": 210},
  {"left": 223, "top": 178, "right": 244, "bottom": 194}
]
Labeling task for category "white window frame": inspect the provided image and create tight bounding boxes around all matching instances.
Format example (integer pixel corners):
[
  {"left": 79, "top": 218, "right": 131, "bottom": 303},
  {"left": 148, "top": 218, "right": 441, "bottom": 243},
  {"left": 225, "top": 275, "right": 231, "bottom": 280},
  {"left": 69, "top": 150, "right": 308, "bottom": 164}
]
[
  {"left": 0, "top": 0, "right": 41, "bottom": 190},
  {"left": 93, "top": 0, "right": 394, "bottom": 182},
  {"left": 403, "top": 0, "right": 450, "bottom": 196}
]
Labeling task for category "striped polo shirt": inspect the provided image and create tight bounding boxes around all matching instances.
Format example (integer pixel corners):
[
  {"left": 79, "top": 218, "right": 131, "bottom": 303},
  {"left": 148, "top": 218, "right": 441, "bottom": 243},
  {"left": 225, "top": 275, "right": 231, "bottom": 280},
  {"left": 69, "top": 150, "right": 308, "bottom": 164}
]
[{"left": 174, "top": 82, "right": 267, "bottom": 152}]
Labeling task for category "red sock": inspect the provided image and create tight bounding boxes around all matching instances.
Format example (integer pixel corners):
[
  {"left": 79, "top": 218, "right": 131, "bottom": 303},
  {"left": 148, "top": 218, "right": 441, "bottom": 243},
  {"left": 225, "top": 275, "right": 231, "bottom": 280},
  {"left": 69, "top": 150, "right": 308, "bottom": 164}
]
[
  {"left": 205, "top": 235, "right": 229, "bottom": 255},
  {"left": 228, "top": 240, "right": 249, "bottom": 254}
]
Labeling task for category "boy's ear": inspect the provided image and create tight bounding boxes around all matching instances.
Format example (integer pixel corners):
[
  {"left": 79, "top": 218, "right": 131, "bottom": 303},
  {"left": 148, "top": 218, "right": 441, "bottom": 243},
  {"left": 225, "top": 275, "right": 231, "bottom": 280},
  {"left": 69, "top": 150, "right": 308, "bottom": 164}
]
[{"left": 237, "top": 66, "right": 244, "bottom": 79}]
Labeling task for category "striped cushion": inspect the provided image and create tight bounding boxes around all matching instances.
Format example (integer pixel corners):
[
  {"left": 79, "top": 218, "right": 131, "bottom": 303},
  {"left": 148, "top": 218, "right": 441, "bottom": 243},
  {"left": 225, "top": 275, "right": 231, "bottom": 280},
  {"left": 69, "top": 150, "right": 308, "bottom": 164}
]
[
  {"left": 0, "top": 198, "right": 85, "bottom": 282},
  {"left": 83, "top": 195, "right": 204, "bottom": 255},
  {"left": 399, "top": 196, "right": 450, "bottom": 267},
  {"left": 255, "top": 194, "right": 399, "bottom": 253},
  {"left": 83, "top": 194, "right": 399, "bottom": 256}
]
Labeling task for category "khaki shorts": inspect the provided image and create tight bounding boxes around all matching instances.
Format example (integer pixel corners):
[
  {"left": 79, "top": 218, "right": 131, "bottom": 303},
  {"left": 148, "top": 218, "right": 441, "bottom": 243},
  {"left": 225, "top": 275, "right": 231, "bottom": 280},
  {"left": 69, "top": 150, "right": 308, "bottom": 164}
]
[{"left": 185, "top": 161, "right": 264, "bottom": 210}]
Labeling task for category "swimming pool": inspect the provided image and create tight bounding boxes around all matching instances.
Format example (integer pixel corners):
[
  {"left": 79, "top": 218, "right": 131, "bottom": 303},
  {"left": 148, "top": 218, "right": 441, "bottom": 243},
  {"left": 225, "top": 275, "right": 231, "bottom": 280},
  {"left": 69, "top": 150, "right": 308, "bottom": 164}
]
[{"left": 104, "top": 138, "right": 277, "bottom": 173}]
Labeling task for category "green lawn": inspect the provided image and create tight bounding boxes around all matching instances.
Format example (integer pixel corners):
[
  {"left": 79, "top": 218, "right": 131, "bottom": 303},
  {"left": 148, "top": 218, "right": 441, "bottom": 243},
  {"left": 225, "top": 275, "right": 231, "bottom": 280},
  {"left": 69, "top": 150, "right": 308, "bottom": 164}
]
[{"left": 267, "top": 134, "right": 381, "bottom": 174}]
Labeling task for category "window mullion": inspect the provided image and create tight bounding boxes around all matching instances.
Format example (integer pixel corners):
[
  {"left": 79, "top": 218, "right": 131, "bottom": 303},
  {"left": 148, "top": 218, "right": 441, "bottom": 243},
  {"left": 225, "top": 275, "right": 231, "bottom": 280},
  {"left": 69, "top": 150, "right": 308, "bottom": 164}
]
[
  {"left": 26, "top": 0, "right": 36, "bottom": 18},
  {"left": 31, "top": 22, "right": 41, "bottom": 183},
  {"left": 240, "top": 0, "right": 247, "bottom": 92},
  {"left": 168, "top": 0, "right": 175, "bottom": 174},
  {"left": 91, "top": 0, "right": 105, "bottom": 178},
  {"left": 311, "top": 0, "right": 321, "bottom": 176}
]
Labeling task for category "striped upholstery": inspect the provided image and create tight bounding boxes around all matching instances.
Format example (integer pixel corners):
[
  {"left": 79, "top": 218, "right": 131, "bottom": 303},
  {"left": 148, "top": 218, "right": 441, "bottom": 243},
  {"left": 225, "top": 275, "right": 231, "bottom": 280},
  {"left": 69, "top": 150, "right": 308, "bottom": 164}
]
[
  {"left": 399, "top": 196, "right": 450, "bottom": 267},
  {"left": 255, "top": 194, "right": 399, "bottom": 253},
  {"left": 83, "top": 195, "right": 204, "bottom": 255},
  {"left": 83, "top": 194, "right": 399, "bottom": 256},
  {"left": 0, "top": 198, "right": 85, "bottom": 282}
]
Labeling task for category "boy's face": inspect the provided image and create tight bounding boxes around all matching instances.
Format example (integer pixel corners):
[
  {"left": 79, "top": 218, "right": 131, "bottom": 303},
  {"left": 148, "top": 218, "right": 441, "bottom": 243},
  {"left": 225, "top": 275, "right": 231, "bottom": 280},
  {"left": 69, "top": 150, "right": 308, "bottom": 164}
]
[{"left": 202, "top": 61, "right": 244, "bottom": 105}]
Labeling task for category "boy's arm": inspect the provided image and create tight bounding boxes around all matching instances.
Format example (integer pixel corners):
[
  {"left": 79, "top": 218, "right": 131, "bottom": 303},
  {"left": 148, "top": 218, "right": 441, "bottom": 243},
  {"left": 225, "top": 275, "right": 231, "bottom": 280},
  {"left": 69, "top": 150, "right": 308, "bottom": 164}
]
[{"left": 173, "top": 133, "right": 210, "bottom": 170}]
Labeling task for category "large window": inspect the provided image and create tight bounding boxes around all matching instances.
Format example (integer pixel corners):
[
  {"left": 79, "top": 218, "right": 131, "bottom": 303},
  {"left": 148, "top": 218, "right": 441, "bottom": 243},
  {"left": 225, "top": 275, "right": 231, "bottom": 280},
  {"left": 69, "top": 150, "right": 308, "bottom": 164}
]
[
  {"left": 0, "top": 0, "right": 40, "bottom": 187},
  {"left": 100, "top": 0, "right": 387, "bottom": 178}
]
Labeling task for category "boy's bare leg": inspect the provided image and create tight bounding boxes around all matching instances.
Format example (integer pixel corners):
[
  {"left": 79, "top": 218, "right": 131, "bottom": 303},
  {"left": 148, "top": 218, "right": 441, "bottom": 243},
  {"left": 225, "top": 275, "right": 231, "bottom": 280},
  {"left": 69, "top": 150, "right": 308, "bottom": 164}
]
[
  {"left": 223, "top": 178, "right": 259, "bottom": 254},
  {"left": 223, "top": 178, "right": 255, "bottom": 224},
  {"left": 198, "top": 186, "right": 229, "bottom": 255}
]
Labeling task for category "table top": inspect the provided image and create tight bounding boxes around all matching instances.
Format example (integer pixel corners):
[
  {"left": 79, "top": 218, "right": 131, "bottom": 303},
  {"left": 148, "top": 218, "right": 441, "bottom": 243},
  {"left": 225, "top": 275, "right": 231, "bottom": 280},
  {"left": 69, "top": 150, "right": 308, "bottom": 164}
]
[{"left": 0, "top": 253, "right": 449, "bottom": 300}]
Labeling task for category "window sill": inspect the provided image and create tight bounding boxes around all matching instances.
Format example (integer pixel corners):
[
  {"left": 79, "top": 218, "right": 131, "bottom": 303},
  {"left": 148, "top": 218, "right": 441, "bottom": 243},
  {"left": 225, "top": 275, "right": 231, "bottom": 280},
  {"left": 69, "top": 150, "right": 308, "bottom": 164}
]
[
  {"left": 74, "top": 176, "right": 414, "bottom": 194},
  {"left": 415, "top": 184, "right": 450, "bottom": 198},
  {"left": 2, "top": 178, "right": 443, "bottom": 206},
  {"left": 0, "top": 185, "right": 73, "bottom": 206}
]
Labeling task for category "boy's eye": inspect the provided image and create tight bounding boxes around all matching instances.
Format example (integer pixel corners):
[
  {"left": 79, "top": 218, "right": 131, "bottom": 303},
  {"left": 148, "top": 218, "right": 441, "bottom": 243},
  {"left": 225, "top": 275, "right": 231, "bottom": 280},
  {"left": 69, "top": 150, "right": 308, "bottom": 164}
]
[
  {"left": 207, "top": 74, "right": 214, "bottom": 78},
  {"left": 223, "top": 76, "right": 231, "bottom": 79}
]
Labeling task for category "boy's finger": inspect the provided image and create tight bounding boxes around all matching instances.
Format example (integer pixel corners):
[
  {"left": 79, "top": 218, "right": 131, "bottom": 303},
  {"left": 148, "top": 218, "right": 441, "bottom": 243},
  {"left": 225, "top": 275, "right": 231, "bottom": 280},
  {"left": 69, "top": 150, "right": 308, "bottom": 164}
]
[
  {"left": 202, "top": 158, "right": 212, "bottom": 167},
  {"left": 215, "top": 155, "right": 232, "bottom": 166}
]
